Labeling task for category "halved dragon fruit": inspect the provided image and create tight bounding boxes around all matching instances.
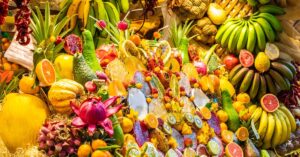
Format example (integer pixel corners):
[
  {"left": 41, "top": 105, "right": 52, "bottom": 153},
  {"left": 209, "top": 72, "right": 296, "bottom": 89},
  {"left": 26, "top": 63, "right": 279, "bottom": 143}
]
[
  {"left": 64, "top": 34, "right": 82, "bottom": 55},
  {"left": 207, "top": 112, "right": 221, "bottom": 135},
  {"left": 133, "top": 121, "right": 148, "bottom": 146}
]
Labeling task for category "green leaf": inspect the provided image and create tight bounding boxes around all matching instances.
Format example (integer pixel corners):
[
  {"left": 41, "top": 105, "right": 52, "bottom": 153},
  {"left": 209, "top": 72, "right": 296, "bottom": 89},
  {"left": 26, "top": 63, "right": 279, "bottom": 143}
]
[
  {"left": 35, "top": 6, "right": 45, "bottom": 39},
  {"left": 44, "top": 2, "right": 51, "bottom": 38}
]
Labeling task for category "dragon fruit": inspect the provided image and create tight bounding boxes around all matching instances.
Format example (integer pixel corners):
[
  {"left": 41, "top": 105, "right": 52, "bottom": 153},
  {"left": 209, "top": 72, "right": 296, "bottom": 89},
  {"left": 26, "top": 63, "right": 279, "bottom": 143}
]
[{"left": 71, "top": 96, "right": 122, "bottom": 136}]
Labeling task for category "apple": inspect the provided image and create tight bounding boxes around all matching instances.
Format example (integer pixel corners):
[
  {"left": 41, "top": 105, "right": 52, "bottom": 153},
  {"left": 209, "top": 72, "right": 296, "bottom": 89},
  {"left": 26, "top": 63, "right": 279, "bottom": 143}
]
[{"left": 223, "top": 54, "right": 239, "bottom": 70}]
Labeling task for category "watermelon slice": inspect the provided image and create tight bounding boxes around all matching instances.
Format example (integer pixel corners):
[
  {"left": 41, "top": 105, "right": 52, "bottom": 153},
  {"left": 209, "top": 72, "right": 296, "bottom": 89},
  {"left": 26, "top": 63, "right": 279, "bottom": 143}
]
[
  {"left": 225, "top": 142, "right": 244, "bottom": 157},
  {"left": 239, "top": 50, "right": 254, "bottom": 68},
  {"left": 260, "top": 94, "right": 279, "bottom": 112}
]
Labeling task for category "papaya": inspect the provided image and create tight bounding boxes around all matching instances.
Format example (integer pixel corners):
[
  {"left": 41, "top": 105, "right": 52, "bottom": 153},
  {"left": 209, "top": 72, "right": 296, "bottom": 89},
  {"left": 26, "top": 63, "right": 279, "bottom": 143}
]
[
  {"left": 0, "top": 93, "right": 49, "bottom": 153},
  {"left": 222, "top": 90, "right": 241, "bottom": 131}
]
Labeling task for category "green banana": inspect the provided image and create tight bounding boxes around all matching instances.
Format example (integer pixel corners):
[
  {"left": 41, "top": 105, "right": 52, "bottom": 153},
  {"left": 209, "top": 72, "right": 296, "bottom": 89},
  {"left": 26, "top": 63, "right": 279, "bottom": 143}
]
[
  {"left": 118, "top": 0, "right": 129, "bottom": 13},
  {"left": 276, "top": 60, "right": 297, "bottom": 77},
  {"left": 231, "top": 67, "right": 249, "bottom": 86},
  {"left": 229, "top": 64, "right": 243, "bottom": 80},
  {"left": 254, "top": 18, "right": 276, "bottom": 42},
  {"left": 216, "top": 20, "right": 239, "bottom": 44},
  {"left": 269, "top": 69, "right": 290, "bottom": 91},
  {"left": 221, "top": 21, "right": 243, "bottom": 48},
  {"left": 271, "top": 62, "right": 294, "bottom": 81},
  {"left": 246, "top": 22, "right": 257, "bottom": 52},
  {"left": 264, "top": 74, "right": 278, "bottom": 95},
  {"left": 239, "top": 69, "right": 254, "bottom": 93},
  {"left": 228, "top": 22, "right": 244, "bottom": 52},
  {"left": 258, "top": 5, "right": 286, "bottom": 15},
  {"left": 237, "top": 22, "right": 249, "bottom": 51},
  {"left": 104, "top": 2, "right": 120, "bottom": 24},
  {"left": 95, "top": 0, "right": 109, "bottom": 22},
  {"left": 257, "top": 75, "right": 267, "bottom": 100},
  {"left": 249, "top": 72, "right": 260, "bottom": 99},
  {"left": 252, "top": 21, "right": 266, "bottom": 51},
  {"left": 258, "top": 12, "right": 283, "bottom": 32}
]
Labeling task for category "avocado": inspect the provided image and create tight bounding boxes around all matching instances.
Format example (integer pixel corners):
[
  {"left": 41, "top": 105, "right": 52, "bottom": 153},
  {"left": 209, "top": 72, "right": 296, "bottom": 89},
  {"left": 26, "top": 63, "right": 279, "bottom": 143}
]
[{"left": 73, "top": 53, "right": 97, "bottom": 85}]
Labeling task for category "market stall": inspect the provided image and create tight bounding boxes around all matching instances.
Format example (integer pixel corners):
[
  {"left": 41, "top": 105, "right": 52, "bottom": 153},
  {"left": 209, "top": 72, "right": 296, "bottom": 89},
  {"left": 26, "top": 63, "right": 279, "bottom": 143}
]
[{"left": 0, "top": 0, "right": 300, "bottom": 156}]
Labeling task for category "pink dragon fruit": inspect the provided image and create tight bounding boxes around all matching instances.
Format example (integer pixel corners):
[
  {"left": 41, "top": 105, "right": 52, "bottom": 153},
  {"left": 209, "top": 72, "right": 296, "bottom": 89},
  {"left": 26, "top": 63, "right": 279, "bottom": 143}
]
[{"left": 71, "top": 96, "right": 122, "bottom": 136}]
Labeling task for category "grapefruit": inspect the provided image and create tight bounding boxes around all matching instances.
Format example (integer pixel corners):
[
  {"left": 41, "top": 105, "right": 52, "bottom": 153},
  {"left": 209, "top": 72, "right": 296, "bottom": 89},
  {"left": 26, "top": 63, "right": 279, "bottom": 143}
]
[
  {"left": 239, "top": 50, "right": 254, "bottom": 68},
  {"left": 35, "top": 59, "right": 56, "bottom": 86},
  {"left": 225, "top": 142, "right": 244, "bottom": 157},
  {"left": 260, "top": 94, "right": 279, "bottom": 112}
]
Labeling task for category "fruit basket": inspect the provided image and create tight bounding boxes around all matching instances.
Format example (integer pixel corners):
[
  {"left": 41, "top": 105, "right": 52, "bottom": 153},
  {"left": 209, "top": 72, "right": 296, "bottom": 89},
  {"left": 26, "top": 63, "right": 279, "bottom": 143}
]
[{"left": 0, "top": 0, "right": 300, "bottom": 157}]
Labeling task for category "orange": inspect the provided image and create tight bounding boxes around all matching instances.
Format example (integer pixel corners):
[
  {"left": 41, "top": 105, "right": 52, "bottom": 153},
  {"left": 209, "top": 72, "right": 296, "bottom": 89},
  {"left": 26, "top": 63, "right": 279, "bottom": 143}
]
[
  {"left": 217, "top": 110, "right": 228, "bottom": 123},
  {"left": 144, "top": 113, "right": 158, "bottom": 129},
  {"left": 200, "top": 107, "right": 212, "bottom": 120},
  {"left": 91, "top": 150, "right": 110, "bottom": 157},
  {"left": 92, "top": 139, "right": 107, "bottom": 150},
  {"left": 121, "top": 117, "right": 134, "bottom": 133},
  {"left": 220, "top": 122, "right": 228, "bottom": 131},
  {"left": 77, "top": 144, "right": 92, "bottom": 157},
  {"left": 35, "top": 59, "right": 56, "bottom": 86},
  {"left": 3, "top": 62, "right": 11, "bottom": 71},
  {"left": 235, "top": 126, "right": 249, "bottom": 142},
  {"left": 236, "top": 93, "right": 250, "bottom": 103},
  {"left": 19, "top": 74, "right": 40, "bottom": 94}
]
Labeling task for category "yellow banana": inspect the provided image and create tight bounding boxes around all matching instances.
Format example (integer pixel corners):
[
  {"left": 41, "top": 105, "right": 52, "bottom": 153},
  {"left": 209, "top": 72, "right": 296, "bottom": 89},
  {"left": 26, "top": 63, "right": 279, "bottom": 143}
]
[
  {"left": 279, "top": 105, "right": 296, "bottom": 132},
  {"left": 251, "top": 107, "right": 263, "bottom": 123},
  {"left": 271, "top": 113, "right": 282, "bottom": 148},
  {"left": 78, "top": 0, "right": 86, "bottom": 24},
  {"left": 249, "top": 104, "right": 258, "bottom": 114},
  {"left": 83, "top": 0, "right": 90, "bottom": 28},
  {"left": 66, "top": 0, "right": 82, "bottom": 30},
  {"left": 262, "top": 113, "right": 275, "bottom": 149},
  {"left": 275, "top": 111, "right": 288, "bottom": 145},
  {"left": 257, "top": 110, "right": 268, "bottom": 139},
  {"left": 277, "top": 109, "right": 291, "bottom": 142}
]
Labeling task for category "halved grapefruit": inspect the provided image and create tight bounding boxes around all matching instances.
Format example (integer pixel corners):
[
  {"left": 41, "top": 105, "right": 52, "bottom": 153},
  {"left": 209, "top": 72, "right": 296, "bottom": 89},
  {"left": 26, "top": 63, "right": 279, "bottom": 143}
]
[
  {"left": 225, "top": 142, "right": 244, "bottom": 157},
  {"left": 35, "top": 59, "right": 56, "bottom": 86},
  {"left": 239, "top": 50, "right": 254, "bottom": 68},
  {"left": 260, "top": 93, "right": 279, "bottom": 112}
]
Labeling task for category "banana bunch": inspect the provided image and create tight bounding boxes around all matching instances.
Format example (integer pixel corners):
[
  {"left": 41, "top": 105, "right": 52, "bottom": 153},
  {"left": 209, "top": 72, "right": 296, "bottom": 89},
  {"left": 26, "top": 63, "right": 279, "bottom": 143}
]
[
  {"left": 250, "top": 105, "right": 296, "bottom": 149},
  {"left": 229, "top": 59, "right": 297, "bottom": 100},
  {"left": 62, "top": 0, "right": 129, "bottom": 35},
  {"left": 216, "top": 0, "right": 253, "bottom": 18},
  {"left": 216, "top": 11, "right": 282, "bottom": 52}
]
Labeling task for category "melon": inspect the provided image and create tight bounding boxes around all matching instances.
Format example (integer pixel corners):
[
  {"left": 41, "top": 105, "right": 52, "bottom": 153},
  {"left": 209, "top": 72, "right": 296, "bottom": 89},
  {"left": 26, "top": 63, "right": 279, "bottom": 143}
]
[
  {"left": 225, "top": 142, "right": 244, "bottom": 157},
  {"left": 260, "top": 94, "right": 279, "bottom": 112},
  {"left": 0, "top": 93, "right": 49, "bottom": 152}
]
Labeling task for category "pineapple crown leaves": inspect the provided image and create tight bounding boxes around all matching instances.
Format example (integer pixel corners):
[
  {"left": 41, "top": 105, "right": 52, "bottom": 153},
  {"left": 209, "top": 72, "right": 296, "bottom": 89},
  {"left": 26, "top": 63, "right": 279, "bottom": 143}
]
[{"left": 170, "top": 20, "right": 196, "bottom": 48}]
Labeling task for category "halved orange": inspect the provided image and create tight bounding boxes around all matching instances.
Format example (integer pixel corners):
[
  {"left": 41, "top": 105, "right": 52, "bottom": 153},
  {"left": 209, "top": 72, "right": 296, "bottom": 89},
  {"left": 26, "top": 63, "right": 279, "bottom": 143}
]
[{"left": 35, "top": 59, "right": 56, "bottom": 86}]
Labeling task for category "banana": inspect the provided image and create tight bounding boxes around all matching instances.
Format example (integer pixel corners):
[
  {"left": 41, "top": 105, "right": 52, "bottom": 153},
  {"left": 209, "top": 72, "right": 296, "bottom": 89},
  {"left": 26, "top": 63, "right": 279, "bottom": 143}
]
[
  {"left": 228, "top": 22, "right": 244, "bottom": 52},
  {"left": 83, "top": 0, "right": 90, "bottom": 28},
  {"left": 216, "top": 20, "right": 239, "bottom": 43},
  {"left": 249, "top": 105, "right": 258, "bottom": 114},
  {"left": 271, "top": 113, "right": 282, "bottom": 148},
  {"left": 277, "top": 59, "right": 297, "bottom": 76},
  {"left": 231, "top": 67, "right": 249, "bottom": 86},
  {"left": 279, "top": 105, "right": 296, "bottom": 132},
  {"left": 254, "top": 17, "right": 276, "bottom": 42},
  {"left": 251, "top": 107, "right": 263, "bottom": 123},
  {"left": 104, "top": 2, "right": 120, "bottom": 24},
  {"left": 66, "top": 0, "right": 82, "bottom": 30},
  {"left": 269, "top": 69, "right": 290, "bottom": 91},
  {"left": 271, "top": 62, "right": 294, "bottom": 81},
  {"left": 221, "top": 20, "right": 243, "bottom": 47},
  {"left": 78, "top": 0, "right": 86, "bottom": 26},
  {"left": 118, "top": 0, "right": 129, "bottom": 13},
  {"left": 277, "top": 109, "right": 291, "bottom": 141},
  {"left": 275, "top": 111, "right": 288, "bottom": 144},
  {"left": 257, "top": 12, "right": 283, "bottom": 32},
  {"left": 95, "top": 0, "right": 109, "bottom": 22},
  {"left": 258, "top": 5, "right": 286, "bottom": 15},
  {"left": 251, "top": 20, "right": 266, "bottom": 50},
  {"left": 257, "top": 75, "right": 267, "bottom": 100},
  {"left": 239, "top": 69, "right": 254, "bottom": 93},
  {"left": 249, "top": 72, "right": 260, "bottom": 99},
  {"left": 229, "top": 64, "right": 243, "bottom": 80},
  {"left": 246, "top": 22, "right": 257, "bottom": 52},
  {"left": 264, "top": 74, "right": 278, "bottom": 95},
  {"left": 257, "top": 110, "right": 268, "bottom": 139},
  {"left": 57, "top": 0, "right": 73, "bottom": 22},
  {"left": 262, "top": 113, "right": 275, "bottom": 149},
  {"left": 237, "top": 22, "right": 249, "bottom": 51}
]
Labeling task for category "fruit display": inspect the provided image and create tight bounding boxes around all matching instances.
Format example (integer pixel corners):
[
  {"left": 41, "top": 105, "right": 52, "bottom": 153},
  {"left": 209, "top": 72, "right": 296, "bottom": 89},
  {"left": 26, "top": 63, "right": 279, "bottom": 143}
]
[{"left": 0, "top": 0, "right": 299, "bottom": 157}]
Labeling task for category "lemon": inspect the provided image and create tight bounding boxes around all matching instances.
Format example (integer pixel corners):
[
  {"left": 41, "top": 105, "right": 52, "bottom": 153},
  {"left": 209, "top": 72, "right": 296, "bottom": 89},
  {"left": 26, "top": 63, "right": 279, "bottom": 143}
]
[
  {"left": 54, "top": 54, "right": 74, "bottom": 80},
  {"left": 254, "top": 52, "right": 270, "bottom": 73}
]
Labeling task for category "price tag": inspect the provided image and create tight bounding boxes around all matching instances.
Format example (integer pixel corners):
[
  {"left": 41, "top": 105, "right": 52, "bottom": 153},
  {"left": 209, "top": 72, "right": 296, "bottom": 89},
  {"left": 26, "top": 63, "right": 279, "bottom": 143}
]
[{"left": 4, "top": 33, "right": 35, "bottom": 70}]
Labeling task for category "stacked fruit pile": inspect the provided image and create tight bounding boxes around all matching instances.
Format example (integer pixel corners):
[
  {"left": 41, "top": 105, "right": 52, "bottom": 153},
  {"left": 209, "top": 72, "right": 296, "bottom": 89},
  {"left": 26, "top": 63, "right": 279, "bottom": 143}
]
[{"left": 0, "top": 0, "right": 300, "bottom": 157}]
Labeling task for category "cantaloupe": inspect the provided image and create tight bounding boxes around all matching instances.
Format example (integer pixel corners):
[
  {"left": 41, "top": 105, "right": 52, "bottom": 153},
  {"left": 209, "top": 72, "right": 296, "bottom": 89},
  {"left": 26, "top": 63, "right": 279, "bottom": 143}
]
[{"left": 0, "top": 93, "right": 49, "bottom": 153}]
